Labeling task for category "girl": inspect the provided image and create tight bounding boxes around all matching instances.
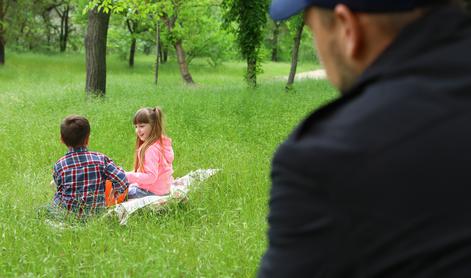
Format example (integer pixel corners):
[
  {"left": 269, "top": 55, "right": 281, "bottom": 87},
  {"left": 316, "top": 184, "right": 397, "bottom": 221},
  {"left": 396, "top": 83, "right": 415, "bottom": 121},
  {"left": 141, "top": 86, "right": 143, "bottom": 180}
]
[{"left": 126, "top": 107, "right": 174, "bottom": 199}]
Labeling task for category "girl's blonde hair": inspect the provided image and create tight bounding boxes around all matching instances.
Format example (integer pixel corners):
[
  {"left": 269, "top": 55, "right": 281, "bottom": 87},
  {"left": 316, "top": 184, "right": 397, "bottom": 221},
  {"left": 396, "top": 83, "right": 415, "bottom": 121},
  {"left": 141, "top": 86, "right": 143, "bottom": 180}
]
[{"left": 133, "top": 107, "right": 165, "bottom": 172}]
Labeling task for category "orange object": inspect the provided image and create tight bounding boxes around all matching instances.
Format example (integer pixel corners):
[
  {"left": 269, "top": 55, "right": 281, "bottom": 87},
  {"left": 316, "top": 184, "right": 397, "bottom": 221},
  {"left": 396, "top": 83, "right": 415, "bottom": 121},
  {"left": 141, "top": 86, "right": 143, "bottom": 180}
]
[{"left": 105, "top": 180, "right": 128, "bottom": 207}]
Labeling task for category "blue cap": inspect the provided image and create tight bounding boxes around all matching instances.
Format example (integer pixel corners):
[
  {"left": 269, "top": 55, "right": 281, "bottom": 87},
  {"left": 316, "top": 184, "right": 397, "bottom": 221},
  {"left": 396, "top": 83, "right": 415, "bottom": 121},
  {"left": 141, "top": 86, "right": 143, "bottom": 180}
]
[{"left": 269, "top": 0, "right": 435, "bottom": 21}]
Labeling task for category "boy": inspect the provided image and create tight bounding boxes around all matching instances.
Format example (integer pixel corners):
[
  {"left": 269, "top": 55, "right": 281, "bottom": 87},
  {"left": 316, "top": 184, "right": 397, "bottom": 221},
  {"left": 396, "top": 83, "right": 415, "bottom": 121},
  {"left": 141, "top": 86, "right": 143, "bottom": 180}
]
[{"left": 52, "top": 115, "right": 128, "bottom": 216}]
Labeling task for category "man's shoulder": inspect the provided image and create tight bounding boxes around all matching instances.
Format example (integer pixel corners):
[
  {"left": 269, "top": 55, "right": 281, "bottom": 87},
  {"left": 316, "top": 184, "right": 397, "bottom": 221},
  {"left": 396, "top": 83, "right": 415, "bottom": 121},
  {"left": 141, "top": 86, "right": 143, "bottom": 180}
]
[{"left": 289, "top": 73, "right": 471, "bottom": 161}]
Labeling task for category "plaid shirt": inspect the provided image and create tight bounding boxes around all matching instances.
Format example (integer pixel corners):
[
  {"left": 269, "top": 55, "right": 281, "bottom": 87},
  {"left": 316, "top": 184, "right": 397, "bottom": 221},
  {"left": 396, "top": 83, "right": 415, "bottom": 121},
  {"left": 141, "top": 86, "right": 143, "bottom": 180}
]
[{"left": 53, "top": 146, "right": 128, "bottom": 214}]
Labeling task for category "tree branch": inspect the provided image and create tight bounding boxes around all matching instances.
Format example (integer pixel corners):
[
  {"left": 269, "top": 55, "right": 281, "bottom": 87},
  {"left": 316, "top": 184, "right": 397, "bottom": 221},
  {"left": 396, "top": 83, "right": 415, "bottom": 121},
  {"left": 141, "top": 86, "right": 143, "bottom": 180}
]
[
  {"left": 126, "top": 19, "right": 134, "bottom": 34},
  {"left": 54, "top": 6, "right": 63, "bottom": 18}
]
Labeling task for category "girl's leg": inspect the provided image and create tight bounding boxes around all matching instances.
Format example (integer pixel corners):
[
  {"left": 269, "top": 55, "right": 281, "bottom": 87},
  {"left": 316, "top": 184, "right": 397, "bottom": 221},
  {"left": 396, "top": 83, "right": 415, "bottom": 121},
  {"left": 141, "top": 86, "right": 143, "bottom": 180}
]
[{"left": 127, "top": 184, "right": 156, "bottom": 199}]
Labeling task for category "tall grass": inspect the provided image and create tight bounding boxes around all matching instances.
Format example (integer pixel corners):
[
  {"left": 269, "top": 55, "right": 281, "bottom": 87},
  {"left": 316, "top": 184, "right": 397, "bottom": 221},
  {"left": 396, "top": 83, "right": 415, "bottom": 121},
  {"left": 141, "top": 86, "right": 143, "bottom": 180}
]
[{"left": 0, "top": 52, "right": 336, "bottom": 277}]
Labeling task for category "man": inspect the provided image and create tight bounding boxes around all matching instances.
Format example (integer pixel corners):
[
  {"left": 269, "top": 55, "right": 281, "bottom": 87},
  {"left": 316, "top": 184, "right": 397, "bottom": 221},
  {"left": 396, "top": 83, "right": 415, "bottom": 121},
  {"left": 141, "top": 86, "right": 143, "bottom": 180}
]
[{"left": 259, "top": 0, "right": 471, "bottom": 277}]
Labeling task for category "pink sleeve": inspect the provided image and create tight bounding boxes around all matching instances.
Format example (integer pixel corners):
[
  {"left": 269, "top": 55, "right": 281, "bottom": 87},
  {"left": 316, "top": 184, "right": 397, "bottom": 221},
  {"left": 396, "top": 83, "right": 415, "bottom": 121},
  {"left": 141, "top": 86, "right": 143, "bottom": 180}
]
[{"left": 126, "top": 147, "right": 160, "bottom": 186}]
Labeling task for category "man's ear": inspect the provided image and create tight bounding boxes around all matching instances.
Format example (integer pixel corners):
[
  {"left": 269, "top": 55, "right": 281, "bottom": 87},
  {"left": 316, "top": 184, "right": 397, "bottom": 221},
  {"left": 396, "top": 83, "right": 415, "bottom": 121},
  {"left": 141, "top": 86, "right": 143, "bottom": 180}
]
[
  {"left": 60, "top": 136, "right": 65, "bottom": 145},
  {"left": 334, "top": 4, "right": 362, "bottom": 60}
]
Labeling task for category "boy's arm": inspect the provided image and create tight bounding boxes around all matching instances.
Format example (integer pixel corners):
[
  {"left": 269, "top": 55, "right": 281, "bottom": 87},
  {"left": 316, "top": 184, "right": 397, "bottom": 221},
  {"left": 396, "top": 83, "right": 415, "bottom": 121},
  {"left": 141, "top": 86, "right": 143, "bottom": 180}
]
[
  {"left": 52, "top": 166, "right": 61, "bottom": 190},
  {"left": 104, "top": 157, "right": 129, "bottom": 194}
]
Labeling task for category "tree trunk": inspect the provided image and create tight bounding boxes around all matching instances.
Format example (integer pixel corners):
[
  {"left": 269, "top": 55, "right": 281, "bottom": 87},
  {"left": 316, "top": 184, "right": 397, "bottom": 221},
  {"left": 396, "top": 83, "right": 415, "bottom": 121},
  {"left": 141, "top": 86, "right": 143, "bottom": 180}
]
[
  {"left": 163, "top": 13, "right": 193, "bottom": 84},
  {"left": 0, "top": 36, "right": 4, "bottom": 65},
  {"left": 286, "top": 21, "right": 304, "bottom": 90},
  {"left": 126, "top": 19, "right": 137, "bottom": 67},
  {"left": 271, "top": 21, "right": 281, "bottom": 62},
  {"left": 47, "top": 28, "right": 51, "bottom": 47},
  {"left": 174, "top": 41, "right": 194, "bottom": 84},
  {"left": 59, "top": 5, "right": 69, "bottom": 52},
  {"left": 85, "top": 7, "right": 111, "bottom": 97},
  {"left": 143, "top": 44, "right": 151, "bottom": 55},
  {"left": 56, "top": 4, "right": 70, "bottom": 52},
  {"left": 247, "top": 55, "right": 257, "bottom": 88},
  {"left": 129, "top": 37, "right": 136, "bottom": 67},
  {"left": 162, "top": 47, "right": 168, "bottom": 63},
  {"left": 154, "top": 22, "right": 160, "bottom": 85},
  {"left": 41, "top": 12, "right": 52, "bottom": 48},
  {"left": 0, "top": 0, "right": 7, "bottom": 65}
]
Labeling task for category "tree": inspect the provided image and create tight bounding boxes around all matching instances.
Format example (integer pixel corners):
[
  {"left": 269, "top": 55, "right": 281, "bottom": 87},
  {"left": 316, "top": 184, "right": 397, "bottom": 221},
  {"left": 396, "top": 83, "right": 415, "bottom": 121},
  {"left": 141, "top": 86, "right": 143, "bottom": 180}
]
[
  {"left": 133, "top": 0, "right": 198, "bottom": 83},
  {"left": 41, "top": 2, "right": 58, "bottom": 48},
  {"left": 91, "top": 0, "right": 197, "bottom": 84},
  {"left": 270, "top": 20, "right": 281, "bottom": 62},
  {"left": 154, "top": 21, "right": 160, "bottom": 84},
  {"left": 161, "top": 45, "right": 168, "bottom": 63},
  {"left": 122, "top": 5, "right": 152, "bottom": 67},
  {"left": 175, "top": 2, "right": 235, "bottom": 67},
  {"left": 286, "top": 16, "right": 304, "bottom": 90},
  {"left": 161, "top": 0, "right": 194, "bottom": 84},
  {"left": 55, "top": 1, "right": 72, "bottom": 52},
  {"left": 126, "top": 19, "right": 138, "bottom": 67},
  {"left": 41, "top": 0, "right": 74, "bottom": 52},
  {"left": 85, "top": 5, "right": 111, "bottom": 96},
  {"left": 1, "top": 0, "right": 81, "bottom": 53},
  {"left": 0, "top": 0, "right": 11, "bottom": 65},
  {"left": 224, "top": 0, "right": 268, "bottom": 87}
]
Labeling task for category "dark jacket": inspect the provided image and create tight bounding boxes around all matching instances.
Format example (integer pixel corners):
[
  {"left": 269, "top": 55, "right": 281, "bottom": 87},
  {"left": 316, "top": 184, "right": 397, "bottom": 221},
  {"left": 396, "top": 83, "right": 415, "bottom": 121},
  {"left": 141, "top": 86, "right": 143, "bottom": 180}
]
[{"left": 259, "top": 6, "right": 471, "bottom": 278}]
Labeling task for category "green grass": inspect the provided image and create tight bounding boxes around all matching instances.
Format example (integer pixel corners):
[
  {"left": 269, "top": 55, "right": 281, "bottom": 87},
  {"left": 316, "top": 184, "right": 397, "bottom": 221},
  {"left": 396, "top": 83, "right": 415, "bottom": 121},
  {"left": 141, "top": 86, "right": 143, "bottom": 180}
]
[{"left": 0, "top": 52, "right": 337, "bottom": 277}]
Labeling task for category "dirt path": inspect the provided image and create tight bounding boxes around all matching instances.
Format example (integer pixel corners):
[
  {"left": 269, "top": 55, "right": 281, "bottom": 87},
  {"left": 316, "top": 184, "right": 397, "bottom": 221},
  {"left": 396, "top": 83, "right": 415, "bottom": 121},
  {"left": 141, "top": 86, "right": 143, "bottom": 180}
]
[
  {"left": 296, "top": 69, "right": 326, "bottom": 80},
  {"left": 279, "top": 69, "right": 327, "bottom": 81}
]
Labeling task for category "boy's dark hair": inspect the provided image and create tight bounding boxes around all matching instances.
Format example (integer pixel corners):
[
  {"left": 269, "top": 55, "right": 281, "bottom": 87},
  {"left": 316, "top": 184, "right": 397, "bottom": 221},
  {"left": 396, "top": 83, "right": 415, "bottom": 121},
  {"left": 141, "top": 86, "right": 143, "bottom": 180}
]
[{"left": 60, "top": 115, "right": 90, "bottom": 147}]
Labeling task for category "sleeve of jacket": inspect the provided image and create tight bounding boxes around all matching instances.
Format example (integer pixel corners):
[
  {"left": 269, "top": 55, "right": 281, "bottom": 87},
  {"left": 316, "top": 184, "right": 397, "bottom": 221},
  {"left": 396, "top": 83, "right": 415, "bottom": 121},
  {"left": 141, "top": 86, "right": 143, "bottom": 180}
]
[
  {"left": 258, "top": 139, "right": 334, "bottom": 277},
  {"left": 104, "top": 157, "right": 129, "bottom": 194}
]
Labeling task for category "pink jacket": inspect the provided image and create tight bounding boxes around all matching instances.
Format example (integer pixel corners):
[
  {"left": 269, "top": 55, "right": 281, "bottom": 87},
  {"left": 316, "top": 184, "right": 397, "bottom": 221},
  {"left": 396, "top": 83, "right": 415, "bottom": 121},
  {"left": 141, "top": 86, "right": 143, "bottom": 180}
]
[{"left": 126, "top": 136, "right": 174, "bottom": 195}]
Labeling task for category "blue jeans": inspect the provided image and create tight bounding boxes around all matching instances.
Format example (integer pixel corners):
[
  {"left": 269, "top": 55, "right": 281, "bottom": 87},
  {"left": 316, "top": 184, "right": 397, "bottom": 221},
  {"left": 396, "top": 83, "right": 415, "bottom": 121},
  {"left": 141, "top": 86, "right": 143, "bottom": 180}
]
[{"left": 127, "top": 185, "right": 156, "bottom": 199}]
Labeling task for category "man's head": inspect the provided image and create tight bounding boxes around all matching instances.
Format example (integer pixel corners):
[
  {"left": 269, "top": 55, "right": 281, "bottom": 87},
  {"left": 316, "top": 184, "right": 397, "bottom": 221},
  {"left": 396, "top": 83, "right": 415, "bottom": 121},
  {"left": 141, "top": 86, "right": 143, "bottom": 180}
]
[
  {"left": 270, "top": 0, "right": 451, "bottom": 92},
  {"left": 60, "top": 115, "right": 90, "bottom": 148}
]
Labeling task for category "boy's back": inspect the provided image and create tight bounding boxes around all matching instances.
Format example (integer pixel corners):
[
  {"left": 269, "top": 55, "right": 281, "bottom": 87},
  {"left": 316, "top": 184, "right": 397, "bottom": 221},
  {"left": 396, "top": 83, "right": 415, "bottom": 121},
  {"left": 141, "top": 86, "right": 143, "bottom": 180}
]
[
  {"left": 52, "top": 115, "right": 128, "bottom": 215},
  {"left": 53, "top": 146, "right": 128, "bottom": 213}
]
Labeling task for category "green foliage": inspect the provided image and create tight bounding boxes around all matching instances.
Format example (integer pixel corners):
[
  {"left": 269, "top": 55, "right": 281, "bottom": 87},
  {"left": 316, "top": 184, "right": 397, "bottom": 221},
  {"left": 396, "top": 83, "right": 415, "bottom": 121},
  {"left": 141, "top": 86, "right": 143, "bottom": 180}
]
[
  {"left": 263, "top": 15, "right": 318, "bottom": 63},
  {"left": 86, "top": 0, "right": 235, "bottom": 68},
  {"left": 4, "top": 1, "right": 48, "bottom": 52},
  {"left": 286, "top": 15, "right": 317, "bottom": 63},
  {"left": 224, "top": 0, "right": 267, "bottom": 60},
  {"left": 178, "top": 1, "right": 236, "bottom": 67},
  {"left": 84, "top": 0, "right": 168, "bottom": 21},
  {"left": 0, "top": 53, "right": 335, "bottom": 277},
  {"left": 2, "top": 0, "right": 314, "bottom": 69},
  {"left": 223, "top": 0, "right": 269, "bottom": 86},
  {"left": 107, "top": 16, "right": 131, "bottom": 59},
  {"left": 3, "top": 0, "right": 86, "bottom": 53},
  {"left": 84, "top": 0, "right": 122, "bottom": 14}
]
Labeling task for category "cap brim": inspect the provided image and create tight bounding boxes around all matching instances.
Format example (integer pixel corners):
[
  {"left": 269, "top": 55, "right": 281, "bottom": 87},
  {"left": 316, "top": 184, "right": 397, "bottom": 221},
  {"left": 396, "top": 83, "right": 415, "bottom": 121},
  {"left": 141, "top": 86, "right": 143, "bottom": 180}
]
[{"left": 269, "top": 0, "right": 311, "bottom": 21}]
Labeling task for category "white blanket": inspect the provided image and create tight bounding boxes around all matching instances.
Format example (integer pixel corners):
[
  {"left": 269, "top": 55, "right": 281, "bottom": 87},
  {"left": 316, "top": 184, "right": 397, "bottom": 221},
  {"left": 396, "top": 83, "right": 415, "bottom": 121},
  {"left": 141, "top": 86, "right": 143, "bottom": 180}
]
[{"left": 111, "top": 169, "right": 219, "bottom": 225}]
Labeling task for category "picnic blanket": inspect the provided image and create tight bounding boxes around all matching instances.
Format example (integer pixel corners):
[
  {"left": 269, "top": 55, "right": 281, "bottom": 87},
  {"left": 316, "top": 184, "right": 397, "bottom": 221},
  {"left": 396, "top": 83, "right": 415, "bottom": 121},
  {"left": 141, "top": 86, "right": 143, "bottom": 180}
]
[{"left": 110, "top": 168, "right": 219, "bottom": 225}]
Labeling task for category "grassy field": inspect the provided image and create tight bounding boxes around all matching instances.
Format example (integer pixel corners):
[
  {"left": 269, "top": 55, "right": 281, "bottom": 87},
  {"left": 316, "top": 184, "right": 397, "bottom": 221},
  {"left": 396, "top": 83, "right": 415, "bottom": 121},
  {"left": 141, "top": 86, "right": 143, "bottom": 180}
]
[{"left": 0, "top": 52, "right": 336, "bottom": 277}]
